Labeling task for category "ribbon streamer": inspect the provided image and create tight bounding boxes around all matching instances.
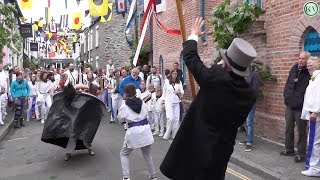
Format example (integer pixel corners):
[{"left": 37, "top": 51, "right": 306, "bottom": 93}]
[
  {"left": 133, "top": 8, "right": 152, "bottom": 66},
  {"left": 125, "top": 0, "right": 137, "bottom": 46}
]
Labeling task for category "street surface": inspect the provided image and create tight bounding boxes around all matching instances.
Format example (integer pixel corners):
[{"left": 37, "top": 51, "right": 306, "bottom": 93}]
[{"left": 0, "top": 115, "right": 263, "bottom": 180}]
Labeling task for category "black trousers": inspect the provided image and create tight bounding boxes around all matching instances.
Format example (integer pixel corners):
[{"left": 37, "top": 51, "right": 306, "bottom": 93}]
[
  {"left": 285, "top": 106, "right": 307, "bottom": 155},
  {"left": 14, "top": 97, "right": 26, "bottom": 120}
]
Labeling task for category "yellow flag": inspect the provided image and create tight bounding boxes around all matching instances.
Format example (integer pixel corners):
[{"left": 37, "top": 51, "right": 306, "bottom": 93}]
[
  {"left": 72, "top": 12, "right": 82, "bottom": 30},
  {"left": 89, "top": 0, "right": 108, "bottom": 17},
  {"left": 100, "top": 3, "right": 113, "bottom": 22},
  {"left": 20, "top": 0, "right": 32, "bottom": 10},
  {"left": 33, "top": 23, "right": 38, "bottom": 31}
]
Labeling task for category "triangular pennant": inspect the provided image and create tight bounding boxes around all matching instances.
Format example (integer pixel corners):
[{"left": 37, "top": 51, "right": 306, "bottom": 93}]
[
  {"left": 89, "top": 0, "right": 109, "bottom": 17},
  {"left": 20, "top": 0, "right": 32, "bottom": 10}
]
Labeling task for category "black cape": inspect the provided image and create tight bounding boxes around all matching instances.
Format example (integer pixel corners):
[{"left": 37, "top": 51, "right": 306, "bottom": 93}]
[
  {"left": 41, "top": 90, "right": 107, "bottom": 150},
  {"left": 160, "top": 40, "right": 256, "bottom": 180}
]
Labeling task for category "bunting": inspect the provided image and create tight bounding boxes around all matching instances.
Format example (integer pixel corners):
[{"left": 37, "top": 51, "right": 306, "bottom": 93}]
[
  {"left": 72, "top": 12, "right": 82, "bottom": 30},
  {"left": 20, "top": 0, "right": 32, "bottom": 10},
  {"left": 100, "top": 3, "right": 113, "bottom": 22},
  {"left": 89, "top": 0, "right": 109, "bottom": 17},
  {"left": 116, "top": 0, "right": 127, "bottom": 16}
]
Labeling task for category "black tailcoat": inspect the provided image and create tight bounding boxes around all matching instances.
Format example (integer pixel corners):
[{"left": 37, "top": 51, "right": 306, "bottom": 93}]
[{"left": 160, "top": 40, "right": 256, "bottom": 180}]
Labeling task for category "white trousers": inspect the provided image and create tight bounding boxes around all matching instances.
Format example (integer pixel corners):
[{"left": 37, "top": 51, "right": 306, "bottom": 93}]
[
  {"left": 306, "top": 120, "right": 320, "bottom": 173},
  {"left": 163, "top": 102, "right": 180, "bottom": 139},
  {"left": 1, "top": 106, "right": 6, "bottom": 121},
  {"left": 120, "top": 145, "right": 156, "bottom": 179},
  {"left": 110, "top": 96, "right": 123, "bottom": 122},
  {"left": 28, "top": 96, "right": 39, "bottom": 120},
  {"left": 153, "top": 111, "right": 164, "bottom": 134},
  {"left": 148, "top": 111, "right": 154, "bottom": 129},
  {"left": 39, "top": 95, "right": 52, "bottom": 119},
  {"left": 0, "top": 102, "right": 3, "bottom": 124}
]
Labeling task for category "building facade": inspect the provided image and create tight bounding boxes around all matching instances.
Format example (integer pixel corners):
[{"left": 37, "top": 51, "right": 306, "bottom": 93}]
[
  {"left": 151, "top": 0, "right": 320, "bottom": 143},
  {"left": 79, "top": 9, "right": 133, "bottom": 70}
]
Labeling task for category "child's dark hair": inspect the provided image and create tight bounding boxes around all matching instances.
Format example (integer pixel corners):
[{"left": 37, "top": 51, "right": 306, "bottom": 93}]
[{"left": 124, "top": 83, "right": 136, "bottom": 98}]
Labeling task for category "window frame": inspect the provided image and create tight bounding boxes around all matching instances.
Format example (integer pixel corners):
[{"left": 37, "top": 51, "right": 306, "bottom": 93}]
[{"left": 95, "top": 25, "right": 99, "bottom": 48}]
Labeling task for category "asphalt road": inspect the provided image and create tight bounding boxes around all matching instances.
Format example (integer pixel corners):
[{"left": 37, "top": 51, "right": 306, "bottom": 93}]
[{"left": 0, "top": 115, "right": 263, "bottom": 180}]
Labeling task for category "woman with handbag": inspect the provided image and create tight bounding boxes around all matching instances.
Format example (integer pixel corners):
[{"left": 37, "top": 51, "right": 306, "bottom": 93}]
[{"left": 162, "top": 70, "right": 184, "bottom": 140}]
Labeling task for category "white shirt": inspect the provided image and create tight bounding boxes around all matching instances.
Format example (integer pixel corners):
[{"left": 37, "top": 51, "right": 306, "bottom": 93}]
[
  {"left": 37, "top": 81, "right": 51, "bottom": 95},
  {"left": 151, "top": 93, "right": 164, "bottom": 112},
  {"left": 139, "top": 72, "right": 144, "bottom": 81},
  {"left": 162, "top": 81, "right": 184, "bottom": 104},
  {"left": 301, "top": 70, "right": 320, "bottom": 121},
  {"left": 106, "top": 64, "right": 114, "bottom": 77},
  {"left": 117, "top": 101, "right": 154, "bottom": 149},
  {"left": 66, "top": 70, "right": 78, "bottom": 86},
  {"left": 146, "top": 74, "right": 163, "bottom": 88},
  {"left": 54, "top": 74, "right": 61, "bottom": 86},
  {"left": 0, "top": 71, "right": 8, "bottom": 90},
  {"left": 28, "top": 81, "right": 38, "bottom": 96}
]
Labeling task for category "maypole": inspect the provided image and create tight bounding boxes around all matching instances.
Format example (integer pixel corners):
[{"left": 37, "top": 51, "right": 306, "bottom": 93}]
[{"left": 175, "top": 0, "right": 196, "bottom": 99}]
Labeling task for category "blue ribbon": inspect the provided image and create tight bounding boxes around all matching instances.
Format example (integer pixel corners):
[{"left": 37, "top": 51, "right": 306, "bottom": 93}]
[
  {"left": 125, "top": 9, "right": 137, "bottom": 46},
  {"left": 306, "top": 116, "right": 316, "bottom": 169}
]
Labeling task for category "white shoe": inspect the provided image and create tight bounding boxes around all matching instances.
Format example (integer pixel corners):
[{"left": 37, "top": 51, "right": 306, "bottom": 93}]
[
  {"left": 26, "top": 118, "right": 30, "bottom": 122},
  {"left": 0, "top": 121, "right": 4, "bottom": 125},
  {"left": 41, "top": 119, "right": 44, "bottom": 124},
  {"left": 301, "top": 168, "right": 320, "bottom": 177},
  {"left": 152, "top": 131, "right": 159, "bottom": 136},
  {"left": 158, "top": 132, "right": 164, "bottom": 137},
  {"left": 4, "top": 112, "right": 7, "bottom": 116}
]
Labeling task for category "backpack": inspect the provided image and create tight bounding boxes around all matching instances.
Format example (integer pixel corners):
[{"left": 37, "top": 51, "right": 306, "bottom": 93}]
[{"left": 149, "top": 74, "right": 162, "bottom": 86}]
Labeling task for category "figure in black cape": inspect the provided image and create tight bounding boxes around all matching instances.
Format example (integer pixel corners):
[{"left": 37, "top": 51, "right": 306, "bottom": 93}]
[
  {"left": 41, "top": 83, "right": 107, "bottom": 161},
  {"left": 160, "top": 17, "right": 257, "bottom": 179}
]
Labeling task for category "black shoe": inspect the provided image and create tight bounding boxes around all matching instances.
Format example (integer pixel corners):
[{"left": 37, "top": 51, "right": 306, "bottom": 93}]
[
  {"left": 88, "top": 149, "right": 95, "bottom": 156},
  {"left": 109, "top": 121, "right": 114, "bottom": 124},
  {"left": 280, "top": 149, "right": 295, "bottom": 156},
  {"left": 64, "top": 153, "right": 71, "bottom": 161},
  {"left": 20, "top": 118, "right": 25, "bottom": 127},
  {"left": 14, "top": 119, "right": 20, "bottom": 128},
  {"left": 294, "top": 155, "right": 305, "bottom": 163}
]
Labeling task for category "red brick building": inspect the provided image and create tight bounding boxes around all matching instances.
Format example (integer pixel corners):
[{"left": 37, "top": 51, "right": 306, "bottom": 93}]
[{"left": 150, "top": 0, "right": 320, "bottom": 143}]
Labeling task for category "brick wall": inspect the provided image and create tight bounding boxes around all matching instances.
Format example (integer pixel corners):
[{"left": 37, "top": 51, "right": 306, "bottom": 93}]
[{"left": 151, "top": 0, "right": 320, "bottom": 143}]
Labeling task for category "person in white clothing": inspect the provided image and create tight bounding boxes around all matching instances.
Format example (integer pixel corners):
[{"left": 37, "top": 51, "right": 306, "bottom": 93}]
[
  {"left": 162, "top": 70, "right": 184, "bottom": 140},
  {"left": 0, "top": 86, "right": 8, "bottom": 122},
  {"left": 151, "top": 87, "right": 165, "bottom": 136},
  {"left": 65, "top": 64, "right": 78, "bottom": 86},
  {"left": 37, "top": 72, "right": 53, "bottom": 124},
  {"left": 0, "top": 64, "right": 9, "bottom": 91},
  {"left": 109, "top": 70, "right": 123, "bottom": 123},
  {"left": 53, "top": 68, "right": 61, "bottom": 88},
  {"left": 106, "top": 59, "right": 115, "bottom": 77},
  {"left": 117, "top": 84, "right": 157, "bottom": 180},
  {"left": 136, "top": 81, "right": 155, "bottom": 129},
  {"left": 301, "top": 57, "right": 320, "bottom": 177},
  {"left": 27, "top": 74, "right": 39, "bottom": 121},
  {"left": 136, "top": 81, "right": 149, "bottom": 100},
  {"left": 146, "top": 66, "right": 163, "bottom": 88}
]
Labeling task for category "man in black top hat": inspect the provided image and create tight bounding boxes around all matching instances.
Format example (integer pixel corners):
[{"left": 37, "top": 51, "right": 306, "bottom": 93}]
[{"left": 160, "top": 17, "right": 257, "bottom": 180}]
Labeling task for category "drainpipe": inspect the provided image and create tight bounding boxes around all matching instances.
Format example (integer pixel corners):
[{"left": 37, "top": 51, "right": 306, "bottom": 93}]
[{"left": 201, "top": 0, "right": 206, "bottom": 43}]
